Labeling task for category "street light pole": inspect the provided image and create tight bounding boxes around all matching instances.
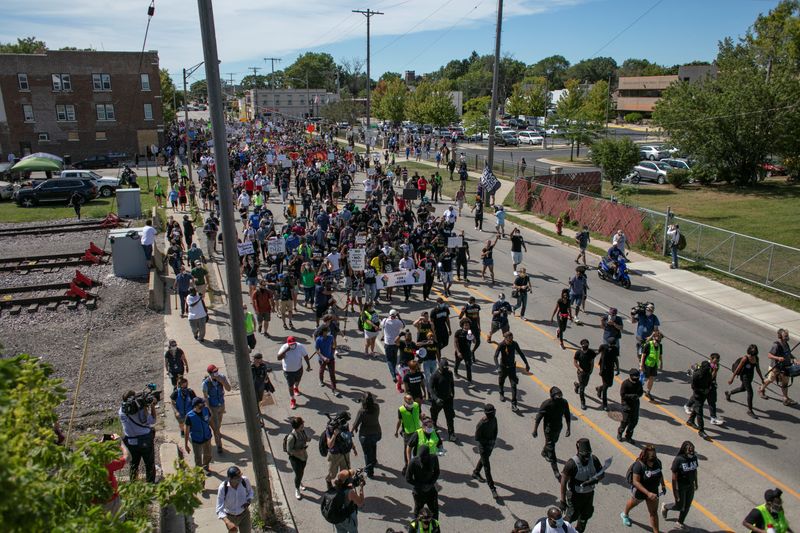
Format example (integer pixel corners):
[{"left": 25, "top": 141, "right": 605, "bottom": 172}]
[
  {"left": 196, "top": 0, "right": 274, "bottom": 523},
  {"left": 485, "top": 0, "right": 503, "bottom": 204},
  {"left": 353, "top": 8, "right": 384, "bottom": 156}
]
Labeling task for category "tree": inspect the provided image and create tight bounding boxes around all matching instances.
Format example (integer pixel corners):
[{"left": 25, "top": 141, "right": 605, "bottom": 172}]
[
  {"left": 463, "top": 96, "right": 491, "bottom": 115},
  {"left": 0, "top": 36, "right": 47, "bottom": 53},
  {"left": 190, "top": 79, "right": 208, "bottom": 102},
  {"left": 581, "top": 79, "right": 611, "bottom": 124},
  {"left": 405, "top": 80, "right": 457, "bottom": 126},
  {"left": 526, "top": 55, "right": 570, "bottom": 89},
  {"left": 618, "top": 58, "right": 674, "bottom": 77},
  {"left": 0, "top": 354, "right": 205, "bottom": 532},
  {"left": 338, "top": 57, "right": 367, "bottom": 96},
  {"left": 590, "top": 137, "right": 641, "bottom": 187},
  {"left": 566, "top": 57, "right": 618, "bottom": 84},
  {"left": 320, "top": 90, "right": 361, "bottom": 125},
  {"left": 375, "top": 78, "right": 407, "bottom": 125},
  {"left": 379, "top": 71, "right": 402, "bottom": 82},
  {"left": 462, "top": 110, "right": 489, "bottom": 137},
  {"left": 284, "top": 52, "right": 338, "bottom": 92},
  {"left": 160, "top": 69, "right": 181, "bottom": 123},
  {"left": 555, "top": 79, "right": 599, "bottom": 160},
  {"left": 506, "top": 76, "right": 549, "bottom": 117},
  {"left": 240, "top": 74, "right": 269, "bottom": 90}
]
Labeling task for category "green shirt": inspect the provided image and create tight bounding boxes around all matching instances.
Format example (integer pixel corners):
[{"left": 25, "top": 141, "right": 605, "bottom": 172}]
[
  {"left": 301, "top": 270, "right": 315, "bottom": 288},
  {"left": 192, "top": 266, "right": 208, "bottom": 286}
]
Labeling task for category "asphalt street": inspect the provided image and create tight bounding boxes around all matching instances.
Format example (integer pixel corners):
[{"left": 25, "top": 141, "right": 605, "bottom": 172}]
[{"left": 230, "top": 174, "right": 799, "bottom": 532}]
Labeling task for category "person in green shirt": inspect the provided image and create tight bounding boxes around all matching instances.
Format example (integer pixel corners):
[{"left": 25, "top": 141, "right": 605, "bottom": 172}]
[
  {"left": 300, "top": 262, "right": 316, "bottom": 308},
  {"left": 153, "top": 180, "right": 165, "bottom": 207},
  {"left": 191, "top": 261, "right": 209, "bottom": 296},
  {"left": 244, "top": 304, "right": 257, "bottom": 350}
]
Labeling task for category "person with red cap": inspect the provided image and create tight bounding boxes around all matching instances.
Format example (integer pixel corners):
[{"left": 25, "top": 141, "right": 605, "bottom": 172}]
[
  {"left": 278, "top": 336, "right": 311, "bottom": 410},
  {"left": 202, "top": 364, "right": 231, "bottom": 453}
]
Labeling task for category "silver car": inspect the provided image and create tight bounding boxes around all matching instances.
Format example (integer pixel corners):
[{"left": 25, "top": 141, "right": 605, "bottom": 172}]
[
  {"left": 630, "top": 160, "right": 671, "bottom": 184},
  {"left": 639, "top": 145, "right": 670, "bottom": 161}
]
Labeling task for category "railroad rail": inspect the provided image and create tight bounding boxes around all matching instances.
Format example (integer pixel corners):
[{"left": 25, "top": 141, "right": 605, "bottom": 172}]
[
  {"left": 0, "top": 214, "right": 126, "bottom": 237},
  {"left": 0, "top": 272, "right": 100, "bottom": 313},
  {"left": 0, "top": 245, "right": 110, "bottom": 272}
]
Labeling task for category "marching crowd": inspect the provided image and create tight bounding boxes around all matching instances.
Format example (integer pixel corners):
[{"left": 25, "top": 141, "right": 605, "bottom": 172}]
[{"left": 124, "top": 118, "right": 797, "bottom": 533}]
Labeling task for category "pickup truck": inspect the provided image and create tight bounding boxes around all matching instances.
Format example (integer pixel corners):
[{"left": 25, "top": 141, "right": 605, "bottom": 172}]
[{"left": 59, "top": 170, "right": 120, "bottom": 197}]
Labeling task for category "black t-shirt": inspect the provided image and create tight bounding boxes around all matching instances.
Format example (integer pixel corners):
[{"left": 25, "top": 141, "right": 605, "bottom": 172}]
[
  {"left": 403, "top": 371, "right": 425, "bottom": 398},
  {"left": 416, "top": 321, "right": 433, "bottom": 343},
  {"left": 599, "top": 345, "right": 619, "bottom": 375},
  {"left": 421, "top": 342, "right": 439, "bottom": 362},
  {"left": 514, "top": 274, "right": 529, "bottom": 290},
  {"left": 737, "top": 355, "right": 758, "bottom": 380},
  {"left": 510, "top": 235, "right": 524, "bottom": 252},
  {"left": 574, "top": 348, "right": 597, "bottom": 373},
  {"left": 670, "top": 453, "right": 698, "bottom": 486},
  {"left": 431, "top": 306, "right": 450, "bottom": 333},
  {"left": 398, "top": 340, "right": 416, "bottom": 365},
  {"left": 439, "top": 255, "right": 453, "bottom": 272},
  {"left": 165, "top": 349, "right": 186, "bottom": 374},
  {"left": 632, "top": 458, "right": 663, "bottom": 493},
  {"left": 536, "top": 398, "right": 570, "bottom": 428},
  {"left": 456, "top": 243, "right": 469, "bottom": 261},
  {"left": 562, "top": 456, "right": 604, "bottom": 492},
  {"left": 462, "top": 304, "right": 481, "bottom": 329},
  {"left": 744, "top": 507, "right": 783, "bottom": 529},
  {"left": 454, "top": 329, "right": 472, "bottom": 356}
]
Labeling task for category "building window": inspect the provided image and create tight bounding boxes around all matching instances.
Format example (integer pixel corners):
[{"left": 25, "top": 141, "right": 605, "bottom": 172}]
[
  {"left": 38, "top": 133, "right": 50, "bottom": 142},
  {"left": 56, "top": 104, "right": 77, "bottom": 122},
  {"left": 92, "top": 73, "right": 112, "bottom": 91},
  {"left": 52, "top": 74, "right": 72, "bottom": 91},
  {"left": 68, "top": 132, "right": 79, "bottom": 142},
  {"left": 141, "top": 74, "right": 151, "bottom": 91},
  {"left": 96, "top": 131, "right": 107, "bottom": 141},
  {"left": 96, "top": 104, "right": 115, "bottom": 121},
  {"left": 274, "top": 97, "right": 280, "bottom": 105},
  {"left": 287, "top": 98, "right": 293, "bottom": 106},
  {"left": 23, "top": 104, "right": 34, "bottom": 122},
  {"left": 18, "top": 73, "right": 29, "bottom": 90},
  {"left": 143, "top": 103, "right": 153, "bottom": 121}
]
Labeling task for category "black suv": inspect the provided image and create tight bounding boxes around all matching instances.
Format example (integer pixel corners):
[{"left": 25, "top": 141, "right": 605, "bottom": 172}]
[
  {"left": 14, "top": 178, "right": 97, "bottom": 207},
  {"left": 73, "top": 154, "right": 116, "bottom": 169},
  {"left": 494, "top": 132, "right": 519, "bottom": 147}
]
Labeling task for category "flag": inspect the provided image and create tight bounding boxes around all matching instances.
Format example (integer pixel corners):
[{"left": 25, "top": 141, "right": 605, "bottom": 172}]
[{"left": 481, "top": 166, "right": 501, "bottom": 194}]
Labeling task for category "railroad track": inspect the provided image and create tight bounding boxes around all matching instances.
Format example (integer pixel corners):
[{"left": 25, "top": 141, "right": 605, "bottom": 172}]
[
  {"left": 0, "top": 215, "right": 127, "bottom": 237},
  {"left": 0, "top": 251, "right": 111, "bottom": 272},
  {"left": 0, "top": 279, "right": 100, "bottom": 314}
]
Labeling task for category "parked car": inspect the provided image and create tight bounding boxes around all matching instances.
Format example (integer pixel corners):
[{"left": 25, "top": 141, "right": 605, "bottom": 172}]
[
  {"left": 660, "top": 158, "right": 694, "bottom": 171},
  {"left": 494, "top": 132, "right": 519, "bottom": 147},
  {"left": 59, "top": 170, "right": 121, "bottom": 197},
  {"left": 518, "top": 131, "right": 544, "bottom": 145},
  {"left": 760, "top": 161, "right": 787, "bottom": 177},
  {"left": 639, "top": 145, "right": 670, "bottom": 161},
  {"left": 14, "top": 178, "right": 98, "bottom": 207},
  {"left": 73, "top": 155, "right": 116, "bottom": 169},
  {"left": 421, "top": 124, "right": 433, "bottom": 134},
  {"left": 629, "top": 160, "right": 671, "bottom": 184},
  {"left": 506, "top": 118, "right": 527, "bottom": 130},
  {"left": 494, "top": 126, "right": 515, "bottom": 136},
  {"left": 0, "top": 180, "right": 15, "bottom": 200},
  {"left": 544, "top": 127, "right": 565, "bottom": 136}
]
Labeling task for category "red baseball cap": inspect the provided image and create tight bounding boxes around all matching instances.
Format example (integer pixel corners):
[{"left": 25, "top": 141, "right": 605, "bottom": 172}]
[
  {"left": 207, "top": 364, "right": 218, "bottom": 373},
  {"left": 287, "top": 336, "right": 297, "bottom": 344}
]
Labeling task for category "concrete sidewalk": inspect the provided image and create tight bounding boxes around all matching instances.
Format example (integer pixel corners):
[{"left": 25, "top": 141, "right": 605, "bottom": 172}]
[{"left": 349, "top": 140, "right": 800, "bottom": 333}]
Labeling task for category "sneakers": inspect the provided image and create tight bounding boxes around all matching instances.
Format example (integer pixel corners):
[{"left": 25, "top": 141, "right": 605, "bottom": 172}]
[
  {"left": 683, "top": 404, "right": 692, "bottom": 415},
  {"left": 661, "top": 502, "right": 668, "bottom": 519},
  {"left": 575, "top": 318, "right": 583, "bottom": 325},
  {"left": 581, "top": 403, "right": 587, "bottom": 410},
  {"left": 511, "top": 403, "right": 519, "bottom": 412},
  {"left": 334, "top": 390, "right": 343, "bottom": 398},
  {"left": 617, "top": 431, "right": 624, "bottom": 442},
  {"left": 698, "top": 430, "right": 709, "bottom": 439},
  {"left": 293, "top": 385, "right": 300, "bottom": 396},
  {"left": 686, "top": 420, "right": 699, "bottom": 430},
  {"left": 319, "top": 381, "right": 326, "bottom": 388},
  {"left": 724, "top": 391, "right": 732, "bottom": 402},
  {"left": 621, "top": 513, "right": 632, "bottom": 527},
  {"left": 472, "top": 472, "right": 486, "bottom": 483},
  {"left": 290, "top": 398, "right": 297, "bottom": 409},
  {"left": 490, "top": 487, "right": 499, "bottom": 499},
  {"left": 499, "top": 395, "right": 507, "bottom": 402},
  {"left": 295, "top": 489, "right": 302, "bottom": 500},
  {"left": 709, "top": 417, "right": 723, "bottom": 426}
]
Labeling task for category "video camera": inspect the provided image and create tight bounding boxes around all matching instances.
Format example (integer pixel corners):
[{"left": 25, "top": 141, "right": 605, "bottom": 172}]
[
  {"left": 631, "top": 301, "right": 654, "bottom": 315},
  {"left": 347, "top": 467, "right": 367, "bottom": 487},
  {"left": 121, "top": 383, "right": 162, "bottom": 415},
  {"left": 324, "top": 411, "right": 351, "bottom": 432}
]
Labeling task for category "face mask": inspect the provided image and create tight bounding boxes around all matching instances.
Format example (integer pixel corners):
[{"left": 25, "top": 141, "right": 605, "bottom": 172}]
[
  {"left": 404, "top": 402, "right": 414, "bottom": 410},
  {"left": 169, "top": 347, "right": 177, "bottom": 354},
  {"left": 578, "top": 452, "right": 590, "bottom": 461},
  {"left": 769, "top": 502, "right": 783, "bottom": 513},
  {"left": 711, "top": 362, "right": 718, "bottom": 369},
  {"left": 424, "top": 427, "right": 434, "bottom": 434}
]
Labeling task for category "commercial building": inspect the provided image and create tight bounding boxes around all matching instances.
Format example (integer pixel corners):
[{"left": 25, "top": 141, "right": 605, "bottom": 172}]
[
  {"left": 615, "top": 64, "right": 716, "bottom": 118},
  {"left": 245, "top": 88, "right": 339, "bottom": 120},
  {"left": 0, "top": 50, "right": 163, "bottom": 162}
]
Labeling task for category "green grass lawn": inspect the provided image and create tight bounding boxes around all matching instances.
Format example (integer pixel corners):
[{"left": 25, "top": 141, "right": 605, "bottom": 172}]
[
  {"left": 0, "top": 176, "right": 167, "bottom": 224},
  {"left": 607, "top": 180, "right": 800, "bottom": 248}
]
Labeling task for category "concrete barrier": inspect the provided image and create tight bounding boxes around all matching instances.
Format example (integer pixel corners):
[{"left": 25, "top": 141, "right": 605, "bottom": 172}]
[
  {"left": 148, "top": 268, "right": 165, "bottom": 311},
  {"left": 159, "top": 443, "right": 188, "bottom": 533}
]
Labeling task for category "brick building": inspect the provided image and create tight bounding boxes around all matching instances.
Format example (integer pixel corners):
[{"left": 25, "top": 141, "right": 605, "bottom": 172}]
[{"left": 0, "top": 50, "right": 163, "bottom": 163}]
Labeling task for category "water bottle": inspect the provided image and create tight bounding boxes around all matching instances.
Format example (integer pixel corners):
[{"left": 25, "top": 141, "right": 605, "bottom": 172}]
[
  {"left": 767, "top": 525, "right": 776, "bottom": 533},
  {"left": 467, "top": 330, "right": 475, "bottom": 342},
  {"left": 437, "top": 447, "right": 447, "bottom": 457}
]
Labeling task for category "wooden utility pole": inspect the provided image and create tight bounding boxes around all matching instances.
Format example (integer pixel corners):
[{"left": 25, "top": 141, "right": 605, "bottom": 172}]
[{"left": 353, "top": 8, "right": 384, "bottom": 156}]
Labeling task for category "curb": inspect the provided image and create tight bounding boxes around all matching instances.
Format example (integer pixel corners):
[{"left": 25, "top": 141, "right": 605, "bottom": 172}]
[{"left": 160, "top": 442, "right": 189, "bottom": 533}]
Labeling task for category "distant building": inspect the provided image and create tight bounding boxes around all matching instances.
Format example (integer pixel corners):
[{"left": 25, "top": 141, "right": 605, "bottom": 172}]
[
  {"left": 0, "top": 50, "right": 163, "bottom": 162},
  {"left": 246, "top": 88, "right": 339, "bottom": 120},
  {"left": 404, "top": 70, "right": 416, "bottom": 84},
  {"left": 449, "top": 91, "right": 463, "bottom": 117},
  {"left": 614, "top": 64, "right": 716, "bottom": 118}
]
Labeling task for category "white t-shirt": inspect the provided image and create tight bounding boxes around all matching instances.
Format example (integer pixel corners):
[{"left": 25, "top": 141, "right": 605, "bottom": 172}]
[
  {"left": 399, "top": 257, "right": 415, "bottom": 270},
  {"left": 279, "top": 343, "right": 308, "bottom": 372},
  {"left": 363, "top": 179, "right": 374, "bottom": 193},
  {"left": 443, "top": 208, "right": 458, "bottom": 223},
  {"left": 381, "top": 317, "right": 405, "bottom": 345},
  {"left": 141, "top": 225, "right": 156, "bottom": 246},
  {"left": 238, "top": 192, "right": 251, "bottom": 208},
  {"left": 531, "top": 519, "right": 579, "bottom": 533}
]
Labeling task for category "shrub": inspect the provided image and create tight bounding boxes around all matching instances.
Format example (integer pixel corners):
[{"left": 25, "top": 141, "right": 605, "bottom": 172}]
[
  {"left": 689, "top": 164, "right": 716, "bottom": 186},
  {"left": 624, "top": 112, "right": 643, "bottom": 124},
  {"left": 667, "top": 169, "right": 691, "bottom": 188}
]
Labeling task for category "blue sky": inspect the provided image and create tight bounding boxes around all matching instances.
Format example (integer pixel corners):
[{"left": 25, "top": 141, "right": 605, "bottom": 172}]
[{"left": 0, "top": 0, "right": 782, "bottom": 86}]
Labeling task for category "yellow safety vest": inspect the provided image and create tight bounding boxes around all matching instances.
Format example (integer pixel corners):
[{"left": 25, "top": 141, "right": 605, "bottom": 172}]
[
  {"left": 756, "top": 504, "right": 788, "bottom": 533},
  {"left": 643, "top": 341, "right": 662, "bottom": 368},
  {"left": 399, "top": 403, "right": 421, "bottom": 435},
  {"left": 415, "top": 428, "right": 440, "bottom": 456}
]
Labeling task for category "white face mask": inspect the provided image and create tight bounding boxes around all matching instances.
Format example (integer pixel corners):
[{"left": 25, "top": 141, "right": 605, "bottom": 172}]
[{"left": 169, "top": 347, "right": 177, "bottom": 354}]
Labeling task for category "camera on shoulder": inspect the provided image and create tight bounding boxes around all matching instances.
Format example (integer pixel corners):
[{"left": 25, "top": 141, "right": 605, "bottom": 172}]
[{"left": 122, "top": 383, "right": 162, "bottom": 415}]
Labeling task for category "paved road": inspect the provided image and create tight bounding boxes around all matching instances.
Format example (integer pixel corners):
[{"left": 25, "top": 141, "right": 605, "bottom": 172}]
[{"left": 229, "top": 176, "right": 799, "bottom": 532}]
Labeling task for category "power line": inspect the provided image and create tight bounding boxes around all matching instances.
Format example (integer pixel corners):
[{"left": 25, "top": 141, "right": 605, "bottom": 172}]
[
  {"left": 588, "top": 0, "right": 665, "bottom": 59},
  {"left": 375, "top": 0, "right": 455, "bottom": 54},
  {"left": 400, "top": 1, "right": 484, "bottom": 70}
]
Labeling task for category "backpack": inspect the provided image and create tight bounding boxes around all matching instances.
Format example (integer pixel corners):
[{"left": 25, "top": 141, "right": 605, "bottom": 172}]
[
  {"left": 536, "top": 517, "right": 567, "bottom": 532},
  {"left": 320, "top": 488, "right": 355, "bottom": 524},
  {"left": 677, "top": 233, "right": 687, "bottom": 250},
  {"left": 283, "top": 433, "right": 291, "bottom": 454},
  {"left": 318, "top": 434, "right": 329, "bottom": 457},
  {"left": 625, "top": 460, "right": 640, "bottom": 486}
]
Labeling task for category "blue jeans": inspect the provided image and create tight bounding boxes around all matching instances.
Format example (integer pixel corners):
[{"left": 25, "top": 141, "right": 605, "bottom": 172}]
[
  {"left": 333, "top": 512, "right": 358, "bottom": 533},
  {"left": 384, "top": 344, "right": 398, "bottom": 380},
  {"left": 359, "top": 434, "right": 381, "bottom": 474},
  {"left": 670, "top": 244, "right": 679, "bottom": 268}
]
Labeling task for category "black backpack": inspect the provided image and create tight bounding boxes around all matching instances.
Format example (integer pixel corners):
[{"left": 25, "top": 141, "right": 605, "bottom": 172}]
[
  {"left": 320, "top": 488, "right": 355, "bottom": 524},
  {"left": 319, "top": 434, "right": 329, "bottom": 457},
  {"left": 625, "top": 460, "right": 640, "bottom": 486}
]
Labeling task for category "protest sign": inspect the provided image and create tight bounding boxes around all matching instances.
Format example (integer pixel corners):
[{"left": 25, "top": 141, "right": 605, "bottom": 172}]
[
  {"left": 237, "top": 242, "right": 255, "bottom": 256},
  {"left": 267, "top": 238, "right": 286, "bottom": 255},
  {"left": 447, "top": 236, "right": 463, "bottom": 248},
  {"left": 348, "top": 248, "right": 366, "bottom": 271},
  {"left": 376, "top": 269, "right": 426, "bottom": 288}
]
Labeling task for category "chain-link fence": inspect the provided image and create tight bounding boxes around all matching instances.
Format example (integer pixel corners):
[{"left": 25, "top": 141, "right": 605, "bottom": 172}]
[{"left": 672, "top": 215, "right": 800, "bottom": 298}]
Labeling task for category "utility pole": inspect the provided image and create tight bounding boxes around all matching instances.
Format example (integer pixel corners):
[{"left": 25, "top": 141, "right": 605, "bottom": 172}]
[
  {"left": 264, "top": 57, "right": 281, "bottom": 119},
  {"left": 485, "top": 0, "right": 503, "bottom": 204},
  {"left": 196, "top": 0, "right": 275, "bottom": 523},
  {"left": 182, "top": 61, "right": 205, "bottom": 184},
  {"left": 353, "top": 8, "right": 383, "bottom": 156},
  {"left": 604, "top": 73, "right": 612, "bottom": 137},
  {"left": 249, "top": 66, "right": 261, "bottom": 118}
]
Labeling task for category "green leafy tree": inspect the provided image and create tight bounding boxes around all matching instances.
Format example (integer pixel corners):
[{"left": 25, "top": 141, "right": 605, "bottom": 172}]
[
  {"left": 160, "top": 69, "right": 182, "bottom": 123},
  {"left": 580, "top": 79, "right": 611, "bottom": 123},
  {"left": 190, "top": 79, "right": 208, "bottom": 102},
  {"left": 556, "top": 79, "right": 599, "bottom": 159},
  {"left": 240, "top": 74, "right": 269, "bottom": 90},
  {"left": 590, "top": 137, "right": 641, "bottom": 187},
  {"left": 462, "top": 110, "right": 489, "bottom": 137},
  {"left": 0, "top": 354, "right": 205, "bottom": 532},
  {"left": 617, "top": 58, "right": 675, "bottom": 77},
  {"left": 566, "top": 57, "right": 618, "bottom": 83},
  {"left": 463, "top": 96, "right": 491, "bottom": 115},
  {"left": 405, "top": 80, "right": 457, "bottom": 126},
  {"left": 320, "top": 90, "right": 361, "bottom": 124},
  {"left": 405, "top": 81, "right": 431, "bottom": 124},
  {"left": 379, "top": 71, "right": 402, "bottom": 82},
  {"left": 284, "top": 52, "right": 338, "bottom": 92},
  {"left": 0, "top": 36, "right": 47, "bottom": 53},
  {"left": 526, "top": 55, "right": 570, "bottom": 89},
  {"left": 506, "top": 76, "right": 549, "bottom": 117},
  {"left": 375, "top": 78, "right": 407, "bottom": 125}
]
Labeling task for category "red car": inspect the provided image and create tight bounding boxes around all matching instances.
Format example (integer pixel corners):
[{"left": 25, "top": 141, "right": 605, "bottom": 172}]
[{"left": 760, "top": 162, "right": 787, "bottom": 177}]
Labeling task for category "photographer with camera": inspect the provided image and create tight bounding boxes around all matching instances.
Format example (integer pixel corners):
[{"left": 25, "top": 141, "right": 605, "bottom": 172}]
[
  {"left": 118, "top": 388, "right": 158, "bottom": 483},
  {"left": 631, "top": 302, "right": 660, "bottom": 358},
  {"left": 321, "top": 468, "right": 365, "bottom": 532},
  {"left": 324, "top": 412, "right": 358, "bottom": 491}
]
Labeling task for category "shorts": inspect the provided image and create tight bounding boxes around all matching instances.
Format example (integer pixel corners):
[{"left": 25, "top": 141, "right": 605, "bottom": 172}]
[
  {"left": 632, "top": 486, "right": 656, "bottom": 501},
  {"left": 441, "top": 271, "right": 453, "bottom": 284},
  {"left": 643, "top": 365, "right": 658, "bottom": 378},
  {"left": 256, "top": 311, "right": 270, "bottom": 323},
  {"left": 246, "top": 277, "right": 258, "bottom": 286},
  {"left": 490, "top": 321, "right": 509, "bottom": 335},
  {"left": 569, "top": 293, "right": 584, "bottom": 307},
  {"left": 364, "top": 329, "right": 379, "bottom": 339},
  {"left": 482, "top": 257, "right": 494, "bottom": 267},
  {"left": 511, "top": 251, "right": 523, "bottom": 265},
  {"left": 279, "top": 300, "right": 293, "bottom": 316},
  {"left": 315, "top": 306, "right": 327, "bottom": 319},
  {"left": 284, "top": 368, "right": 304, "bottom": 389}
]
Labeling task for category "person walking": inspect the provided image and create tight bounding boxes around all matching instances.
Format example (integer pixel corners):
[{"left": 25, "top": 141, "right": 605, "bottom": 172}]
[
  {"left": 202, "top": 364, "right": 231, "bottom": 453},
  {"left": 742, "top": 488, "right": 791, "bottom": 533},
  {"left": 381, "top": 309, "right": 406, "bottom": 382},
  {"left": 453, "top": 319, "right": 477, "bottom": 383},
  {"left": 559, "top": 439, "right": 604, "bottom": 532},
  {"left": 459, "top": 296, "right": 482, "bottom": 352},
  {"left": 164, "top": 339, "right": 189, "bottom": 389},
  {"left": 174, "top": 266, "right": 193, "bottom": 318},
  {"left": 512, "top": 267, "right": 532, "bottom": 320},
  {"left": 472, "top": 403, "right": 499, "bottom": 499},
  {"left": 661, "top": 440, "right": 699, "bottom": 530},
  {"left": 184, "top": 397, "right": 214, "bottom": 475},
  {"left": 285, "top": 417, "right": 309, "bottom": 500},
  {"left": 667, "top": 224, "right": 681, "bottom": 269},
  {"left": 251, "top": 280, "right": 274, "bottom": 337},
  {"left": 573, "top": 340, "right": 597, "bottom": 410},
  {"left": 323, "top": 417, "right": 358, "bottom": 491},
  {"left": 568, "top": 267, "right": 588, "bottom": 325},
  {"left": 621, "top": 444, "right": 666, "bottom": 532},
  {"left": 601, "top": 307, "right": 623, "bottom": 349},
  {"left": 68, "top": 190, "right": 83, "bottom": 220},
  {"left": 352, "top": 391, "right": 382, "bottom": 478},
  {"left": 639, "top": 331, "right": 664, "bottom": 400},
  {"left": 758, "top": 328, "right": 796, "bottom": 406},
  {"left": 532, "top": 506, "right": 579, "bottom": 533},
  {"left": 595, "top": 342, "right": 619, "bottom": 411},
  {"left": 405, "top": 445, "right": 441, "bottom": 519},
  {"left": 408, "top": 507, "right": 441, "bottom": 533},
  {"left": 405, "top": 415, "right": 444, "bottom": 463},
  {"left": 243, "top": 304, "right": 257, "bottom": 351},
  {"left": 618, "top": 368, "right": 644, "bottom": 444},
  {"left": 509, "top": 227, "right": 527, "bottom": 272},
  {"left": 118, "top": 390, "right": 156, "bottom": 483},
  {"left": 685, "top": 359, "right": 713, "bottom": 439},
  {"left": 315, "top": 325, "right": 341, "bottom": 397},
  {"left": 551, "top": 289, "right": 573, "bottom": 350},
  {"left": 429, "top": 359, "right": 457, "bottom": 441},
  {"left": 170, "top": 377, "right": 196, "bottom": 437},
  {"left": 631, "top": 302, "right": 660, "bottom": 357},
  {"left": 533, "top": 386, "right": 571, "bottom": 480},
  {"left": 455, "top": 231, "right": 470, "bottom": 282},
  {"left": 494, "top": 332, "right": 531, "bottom": 411},
  {"left": 481, "top": 236, "right": 500, "bottom": 284},
  {"left": 215, "top": 466, "right": 254, "bottom": 533},
  {"left": 277, "top": 336, "right": 311, "bottom": 410},
  {"left": 395, "top": 394, "right": 422, "bottom": 473},
  {"left": 472, "top": 197, "right": 484, "bottom": 231},
  {"left": 575, "top": 226, "right": 590, "bottom": 266},
  {"left": 250, "top": 352, "right": 274, "bottom": 409},
  {"left": 186, "top": 287, "right": 208, "bottom": 342},
  {"left": 486, "top": 294, "right": 513, "bottom": 344},
  {"left": 726, "top": 344, "right": 764, "bottom": 417}
]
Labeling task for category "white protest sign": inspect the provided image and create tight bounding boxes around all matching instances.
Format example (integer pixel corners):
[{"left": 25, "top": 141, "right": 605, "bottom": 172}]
[
  {"left": 237, "top": 242, "right": 255, "bottom": 256},
  {"left": 447, "top": 236, "right": 463, "bottom": 248},
  {"left": 348, "top": 248, "right": 366, "bottom": 271},
  {"left": 267, "top": 238, "right": 286, "bottom": 255},
  {"left": 355, "top": 233, "right": 367, "bottom": 246},
  {"left": 376, "top": 269, "right": 426, "bottom": 288}
]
